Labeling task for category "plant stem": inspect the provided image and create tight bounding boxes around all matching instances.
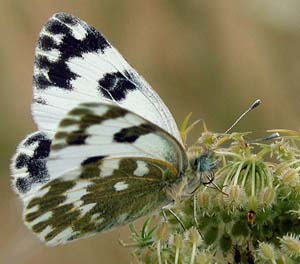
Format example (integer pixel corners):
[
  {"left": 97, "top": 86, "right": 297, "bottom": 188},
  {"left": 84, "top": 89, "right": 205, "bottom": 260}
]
[
  {"left": 190, "top": 241, "right": 196, "bottom": 264},
  {"left": 157, "top": 240, "right": 162, "bottom": 264},
  {"left": 175, "top": 246, "right": 179, "bottom": 264}
]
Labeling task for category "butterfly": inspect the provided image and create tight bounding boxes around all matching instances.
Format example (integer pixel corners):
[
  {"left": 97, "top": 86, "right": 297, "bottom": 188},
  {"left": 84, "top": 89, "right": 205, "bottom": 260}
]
[{"left": 10, "top": 12, "right": 202, "bottom": 246}]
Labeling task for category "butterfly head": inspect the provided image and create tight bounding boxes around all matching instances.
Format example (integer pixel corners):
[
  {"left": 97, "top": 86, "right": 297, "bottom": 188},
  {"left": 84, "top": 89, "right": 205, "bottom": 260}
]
[
  {"left": 189, "top": 150, "right": 217, "bottom": 175},
  {"left": 185, "top": 146, "right": 220, "bottom": 192}
]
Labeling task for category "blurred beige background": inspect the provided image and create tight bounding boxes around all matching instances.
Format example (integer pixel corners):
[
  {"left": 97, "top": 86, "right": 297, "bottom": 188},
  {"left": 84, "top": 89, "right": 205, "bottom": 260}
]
[{"left": 1, "top": 1, "right": 300, "bottom": 263}]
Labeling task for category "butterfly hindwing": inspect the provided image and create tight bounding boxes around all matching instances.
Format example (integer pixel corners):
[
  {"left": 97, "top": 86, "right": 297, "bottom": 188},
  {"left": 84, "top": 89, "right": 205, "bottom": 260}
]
[
  {"left": 33, "top": 12, "right": 181, "bottom": 141},
  {"left": 24, "top": 157, "right": 180, "bottom": 245}
]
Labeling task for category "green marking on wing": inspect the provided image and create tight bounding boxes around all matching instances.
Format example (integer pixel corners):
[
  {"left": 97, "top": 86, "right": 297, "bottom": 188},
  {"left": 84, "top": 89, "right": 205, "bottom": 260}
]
[
  {"left": 24, "top": 157, "right": 179, "bottom": 245},
  {"left": 49, "top": 102, "right": 188, "bottom": 179},
  {"left": 52, "top": 104, "right": 128, "bottom": 150}
]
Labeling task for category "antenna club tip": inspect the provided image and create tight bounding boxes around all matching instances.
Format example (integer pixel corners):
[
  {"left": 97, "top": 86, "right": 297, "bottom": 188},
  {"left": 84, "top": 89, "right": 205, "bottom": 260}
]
[
  {"left": 271, "top": 132, "right": 280, "bottom": 137},
  {"left": 251, "top": 99, "right": 262, "bottom": 110}
]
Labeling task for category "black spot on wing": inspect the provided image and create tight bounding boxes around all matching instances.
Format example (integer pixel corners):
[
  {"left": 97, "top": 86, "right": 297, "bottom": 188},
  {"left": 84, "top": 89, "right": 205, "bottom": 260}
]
[
  {"left": 33, "top": 97, "right": 47, "bottom": 105},
  {"left": 114, "top": 124, "right": 156, "bottom": 143},
  {"left": 16, "top": 177, "right": 31, "bottom": 193},
  {"left": 15, "top": 153, "right": 30, "bottom": 169},
  {"left": 38, "top": 35, "right": 59, "bottom": 51},
  {"left": 98, "top": 71, "right": 136, "bottom": 101},
  {"left": 33, "top": 74, "right": 53, "bottom": 90},
  {"left": 47, "top": 19, "right": 71, "bottom": 35},
  {"left": 24, "top": 132, "right": 49, "bottom": 147},
  {"left": 49, "top": 13, "right": 110, "bottom": 58},
  {"left": 35, "top": 13, "right": 109, "bottom": 91},
  {"left": 34, "top": 56, "right": 78, "bottom": 90},
  {"left": 81, "top": 156, "right": 106, "bottom": 166},
  {"left": 14, "top": 132, "right": 51, "bottom": 194},
  {"left": 55, "top": 13, "right": 77, "bottom": 25}
]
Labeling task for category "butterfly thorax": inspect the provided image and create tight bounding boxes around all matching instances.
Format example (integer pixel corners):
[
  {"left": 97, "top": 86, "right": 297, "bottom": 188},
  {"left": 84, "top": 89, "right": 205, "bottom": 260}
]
[
  {"left": 181, "top": 147, "right": 219, "bottom": 194},
  {"left": 189, "top": 150, "right": 217, "bottom": 173}
]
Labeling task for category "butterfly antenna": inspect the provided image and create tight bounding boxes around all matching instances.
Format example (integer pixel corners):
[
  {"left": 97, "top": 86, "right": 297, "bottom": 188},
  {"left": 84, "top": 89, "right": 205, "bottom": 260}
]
[
  {"left": 224, "top": 99, "right": 261, "bottom": 134},
  {"left": 249, "top": 132, "right": 280, "bottom": 143}
]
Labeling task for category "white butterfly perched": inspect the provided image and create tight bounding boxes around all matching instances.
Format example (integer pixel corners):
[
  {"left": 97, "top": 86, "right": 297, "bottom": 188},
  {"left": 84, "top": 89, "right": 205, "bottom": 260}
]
[{"left": 11, "top": 12, "right": 197, "bottom": 246}]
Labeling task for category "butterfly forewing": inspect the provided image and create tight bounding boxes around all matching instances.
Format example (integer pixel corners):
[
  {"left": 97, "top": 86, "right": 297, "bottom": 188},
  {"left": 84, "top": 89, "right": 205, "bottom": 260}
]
[{"left": 33, "top": 12, "right": 181, "bottom": 141}]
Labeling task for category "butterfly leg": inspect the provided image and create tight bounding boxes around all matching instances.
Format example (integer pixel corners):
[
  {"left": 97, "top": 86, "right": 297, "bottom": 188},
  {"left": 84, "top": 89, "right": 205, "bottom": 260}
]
[
  {"left": 161, "top": 203, "right": 186, "bottom": 231},
  {"left": 200, "top": 171, "right": 228, "bottom": 196}
]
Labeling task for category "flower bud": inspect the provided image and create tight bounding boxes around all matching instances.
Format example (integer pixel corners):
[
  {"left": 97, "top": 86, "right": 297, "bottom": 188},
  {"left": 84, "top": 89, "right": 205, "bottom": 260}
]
[
  {"left": 259, "top": 187, "right": 276, "bottom": 207},
  {"left": 223, "top": 185, "right": 246, "bottom": 209},
  {"left": 197, "top": 192, "right": 210, "bottom": 209},
  {"left": 280, "top": 234, "right": 300, "bottom": 258},
  {"left": 258, "top": 242, "right": 276, "bottom": 261},
  {"left": 279, "top": 169, "right": 299, "bottom": 187},
  {"left": 189, "top": 227, "right": 201, "bottom": 245},
  {"left": 174, "top": 233, "right": 182, "bottom": 249}
]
